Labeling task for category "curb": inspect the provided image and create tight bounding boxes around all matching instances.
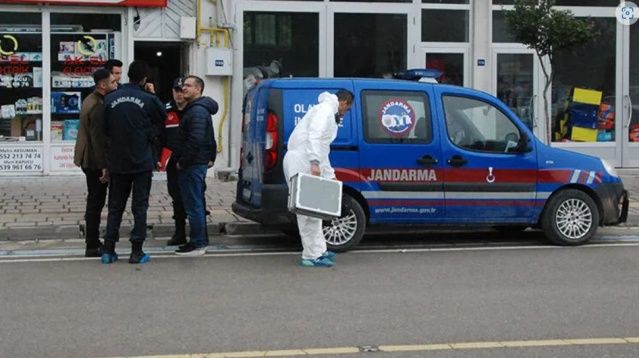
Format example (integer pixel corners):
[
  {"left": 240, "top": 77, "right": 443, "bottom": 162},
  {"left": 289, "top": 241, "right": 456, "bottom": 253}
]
[{"left": 0, "top": 222, "right": 269, "bottom": 241}]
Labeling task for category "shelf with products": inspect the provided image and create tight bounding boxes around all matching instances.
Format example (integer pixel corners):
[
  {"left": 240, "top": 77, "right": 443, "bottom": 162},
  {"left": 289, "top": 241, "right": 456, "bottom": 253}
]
[{"left": 49, "top": 32, "right": 119, "bottom": 144}]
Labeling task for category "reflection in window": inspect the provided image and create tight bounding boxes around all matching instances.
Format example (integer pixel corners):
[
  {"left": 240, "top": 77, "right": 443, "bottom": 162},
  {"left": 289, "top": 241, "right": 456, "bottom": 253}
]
[
  {"left": 492, "top": 11, "right": 517, "bottom": 43},
  {"left": 334, "top": 13, "right": 406, "bottom": 78},
  {"left": 443, "top": 96, "right": 520, "bottom": 153},
  {"left": 422, "top": 9, "right": 469, "bottom": 42},
  {"left": 425, "top": 53, "right": 463, "bottom": 86},
  {"left": 361, "top": 90, "right": 432, "bottom": 144},
  {"left": 243, "top": 12, "right": 318, "bottom": 78},
  {"left": 497, "top": 54, "right": 534, "bottom": 130},
  {"left": 552, "top": 18, "right": 616, "bottom": 143}
]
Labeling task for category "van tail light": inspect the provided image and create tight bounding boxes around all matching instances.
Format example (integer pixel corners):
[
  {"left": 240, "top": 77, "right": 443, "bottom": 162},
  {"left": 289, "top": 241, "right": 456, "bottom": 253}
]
[{"left": 264, "top": 112, "right": 279, "bottom": 170}]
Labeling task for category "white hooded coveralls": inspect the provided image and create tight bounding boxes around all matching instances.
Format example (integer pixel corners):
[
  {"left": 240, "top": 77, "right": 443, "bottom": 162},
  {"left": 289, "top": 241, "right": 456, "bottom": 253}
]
[{"left": 283, "top": 92, "right": 339, "bottom": 260}]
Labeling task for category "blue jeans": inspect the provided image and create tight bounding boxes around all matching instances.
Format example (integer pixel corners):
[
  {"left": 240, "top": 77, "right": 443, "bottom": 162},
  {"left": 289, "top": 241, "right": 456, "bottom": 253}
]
[{"left": 178, "top": 164, "right": 209, "bottom": 248}]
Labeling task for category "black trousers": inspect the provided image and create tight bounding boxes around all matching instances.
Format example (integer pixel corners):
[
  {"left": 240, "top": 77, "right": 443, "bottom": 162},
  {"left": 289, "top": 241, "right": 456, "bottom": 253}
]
[
  {"left": 104, "top": 171, "right": 152, "bottom": 244},
  {"left": 82, "top": 168, "right": 108, "bottom": 248},
  {"left": 166, "top": 156, "right": 186, "bottom": 223}
]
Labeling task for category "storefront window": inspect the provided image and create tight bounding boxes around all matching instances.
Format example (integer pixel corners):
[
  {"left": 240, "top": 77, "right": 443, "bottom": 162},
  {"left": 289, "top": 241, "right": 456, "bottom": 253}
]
[
  {"left": 0, "top": 13, "right": 43, "bottom": 145},
  {"left": 551, "top": 18, "right": 616, "bottom": 143},
  {"left": 629, "top": 23, "right": 639, "bottom": 143},
  {"left": 497, "top": 54, "right": 534, "bottom": 130},
  {"left": 554, "top": 0, "right": 619, "bottom": 6},
  {"left": 422, "top": 9, "right": 469, "bottom": 42},
  {"left": 49, "top": 13, "right": 120, "bottom": 148},
  {"left": 334, "top": 13, "right": 406, "bottom": 78},
  {"left": 243, "top": 11, "right": 318, "bottom": 83},
  {"left": 492, "top": 11, "right": 517, "bottom": 43}
]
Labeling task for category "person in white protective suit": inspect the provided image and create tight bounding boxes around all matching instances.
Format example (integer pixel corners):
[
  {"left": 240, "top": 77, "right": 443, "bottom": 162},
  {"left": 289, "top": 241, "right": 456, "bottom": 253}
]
[{"left": 283, "top": 89, "right": 354, "bottom": 267}]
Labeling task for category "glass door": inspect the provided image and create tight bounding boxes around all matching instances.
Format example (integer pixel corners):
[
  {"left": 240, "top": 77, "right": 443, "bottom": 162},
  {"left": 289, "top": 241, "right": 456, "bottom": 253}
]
[
  {"left": 621, "top": 21, "right": 639, "bottom": 167},
  {"left": 492, "top": 49, "right": 542, "bottom": 135}
]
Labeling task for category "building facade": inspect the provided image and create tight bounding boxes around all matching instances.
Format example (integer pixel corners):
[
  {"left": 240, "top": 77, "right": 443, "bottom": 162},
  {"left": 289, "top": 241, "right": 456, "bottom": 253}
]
[{"left": 0, "top": 0, "right": 637, "bottom": 176}]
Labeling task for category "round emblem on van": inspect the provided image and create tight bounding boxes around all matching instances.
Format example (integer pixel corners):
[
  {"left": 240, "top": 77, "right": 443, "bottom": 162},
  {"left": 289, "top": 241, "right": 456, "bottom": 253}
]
[{"left": 378, "top": 99, "right": 416, "bottom": 137}]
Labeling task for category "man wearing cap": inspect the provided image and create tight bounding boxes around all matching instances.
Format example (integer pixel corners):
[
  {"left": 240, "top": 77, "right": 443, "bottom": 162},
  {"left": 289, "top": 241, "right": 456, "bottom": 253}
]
[
  {"left": 161, "top": 77, "right": 188, "bottom": 246},
  {"left": 73, "top": 68, "right": 118, "bottom": 257}
]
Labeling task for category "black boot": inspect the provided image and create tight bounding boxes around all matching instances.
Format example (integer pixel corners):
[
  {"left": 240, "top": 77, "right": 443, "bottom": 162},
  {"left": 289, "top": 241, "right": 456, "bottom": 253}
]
[{"left": 167, "top": 220, "right": 187, "bottom": 246}]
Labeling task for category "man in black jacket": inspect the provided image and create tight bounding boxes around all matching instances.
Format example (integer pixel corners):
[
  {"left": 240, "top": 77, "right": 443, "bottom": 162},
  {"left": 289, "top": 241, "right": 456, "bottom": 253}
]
[
  {"left": 102, "top": 60, "right": 166, "bottom": 264},
  {"left": 173, "top": 75, "right": 219, "bottom": 256},
  {"left": 161, "top": 77, "right": 188, "bottom": 246}
]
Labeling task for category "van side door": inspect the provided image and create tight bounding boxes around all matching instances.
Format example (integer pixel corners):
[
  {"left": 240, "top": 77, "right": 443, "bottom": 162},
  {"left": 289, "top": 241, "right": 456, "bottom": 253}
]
[
  {"left": 354, "top": 82, "right": 444, "bottom": 224},
  {"left": 436, "top": 87, "right": 538, "bottom": 223}
]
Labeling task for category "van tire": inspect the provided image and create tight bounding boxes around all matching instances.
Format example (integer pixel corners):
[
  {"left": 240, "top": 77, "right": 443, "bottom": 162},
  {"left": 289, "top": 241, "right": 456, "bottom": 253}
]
[
  {"left": 323, "top": 194, "right": 366, "bottom": 252},
  {"left": 541, "top": 189, "right": 599, "bottom": 246}
]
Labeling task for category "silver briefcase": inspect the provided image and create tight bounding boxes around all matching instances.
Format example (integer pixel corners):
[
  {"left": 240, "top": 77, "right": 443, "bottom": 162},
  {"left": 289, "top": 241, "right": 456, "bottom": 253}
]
[{"left": 287, "top": 173, "right": 342, "bottom": 219}]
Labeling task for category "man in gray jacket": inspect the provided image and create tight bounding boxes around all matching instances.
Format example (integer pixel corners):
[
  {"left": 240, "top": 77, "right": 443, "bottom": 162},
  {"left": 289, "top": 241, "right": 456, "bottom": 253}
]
[{"left": 73, "top": 68, "right": 117, "bottom": 257}]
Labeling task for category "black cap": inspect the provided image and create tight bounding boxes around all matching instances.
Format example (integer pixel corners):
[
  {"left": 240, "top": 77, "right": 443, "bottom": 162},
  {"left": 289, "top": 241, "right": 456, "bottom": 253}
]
[
  {"left": 172, "top": 77, "right": 184, "bottom": 89},
  {"left": 93, "top": 68, "right": 111, "bottom": 84}
]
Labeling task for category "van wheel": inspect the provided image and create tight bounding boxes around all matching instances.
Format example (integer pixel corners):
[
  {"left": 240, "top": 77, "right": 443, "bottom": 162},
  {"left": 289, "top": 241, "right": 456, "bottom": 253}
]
[
  {"left": 541, "top": 189, "right": 599, "bottom": 246},
  {"left": 323, "top": 194, "right": 366, "bottom": 252}
]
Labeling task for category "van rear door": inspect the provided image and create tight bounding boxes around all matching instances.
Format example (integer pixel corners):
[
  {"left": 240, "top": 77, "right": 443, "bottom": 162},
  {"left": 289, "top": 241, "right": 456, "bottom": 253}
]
[
  {"left": 355, "top": 81, "right": 444, "bottom": 224},
  {"left": 237, "top": 85, "right": 275, "bottom": 209}
]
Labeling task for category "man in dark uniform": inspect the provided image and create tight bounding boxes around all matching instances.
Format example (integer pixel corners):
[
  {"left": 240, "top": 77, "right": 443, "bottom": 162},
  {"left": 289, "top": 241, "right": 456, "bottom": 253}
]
[
  {"left": 73, "top": 69, "right": 117, "bottom": 257},
  {"left": 101, "top": 60, "right": 166, "bottom": 264},
  {"left": 161, "top": 77, "right": 188, "bottom": 246}
]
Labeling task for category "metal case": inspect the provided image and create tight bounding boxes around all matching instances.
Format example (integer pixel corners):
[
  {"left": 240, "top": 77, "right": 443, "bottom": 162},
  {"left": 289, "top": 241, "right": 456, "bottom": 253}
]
[{"left": 287, "top": 173, "right": 342, "bottom": 219}]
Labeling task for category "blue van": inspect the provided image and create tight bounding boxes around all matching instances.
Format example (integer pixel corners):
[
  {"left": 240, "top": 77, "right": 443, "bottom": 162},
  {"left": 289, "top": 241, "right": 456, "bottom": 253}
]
[{"left": 232, "top": 77, "right": 628, "bottom": 251}]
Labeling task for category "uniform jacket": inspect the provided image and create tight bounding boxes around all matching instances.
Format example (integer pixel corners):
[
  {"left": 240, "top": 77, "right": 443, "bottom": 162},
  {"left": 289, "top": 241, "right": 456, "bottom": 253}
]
[
  {"left": 173, "top": 96, "right": 219, "bottom": 168},
  {"left": 162, "top": 101, "right": 183, "bottom": 151},
  {"left": 74, "top": 91, "right": 108, "bottom": 170},
  {"left": 286, "top": 91, "right": 339, "bottom": 178},
  {"left": 104, "top": 83, "right": 166, "bottom": 174}
]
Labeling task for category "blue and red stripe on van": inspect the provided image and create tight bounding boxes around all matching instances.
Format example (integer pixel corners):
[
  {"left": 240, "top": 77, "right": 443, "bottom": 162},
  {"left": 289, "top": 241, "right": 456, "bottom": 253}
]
[{"left": 334, "top": 167, "right": 605, "bottom": 219}]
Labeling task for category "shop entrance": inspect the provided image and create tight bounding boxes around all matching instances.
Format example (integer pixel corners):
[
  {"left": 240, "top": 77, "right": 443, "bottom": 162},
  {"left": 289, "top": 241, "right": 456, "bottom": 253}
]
[{"left": 134, "top": 41, "right": 187, "bottom": 104}]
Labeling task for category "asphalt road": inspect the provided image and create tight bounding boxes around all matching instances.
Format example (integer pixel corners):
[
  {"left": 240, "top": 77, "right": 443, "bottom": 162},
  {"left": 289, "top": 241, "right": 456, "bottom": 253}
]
[{"left": 1, "top": 243, "right": 639, "bottom": 358}]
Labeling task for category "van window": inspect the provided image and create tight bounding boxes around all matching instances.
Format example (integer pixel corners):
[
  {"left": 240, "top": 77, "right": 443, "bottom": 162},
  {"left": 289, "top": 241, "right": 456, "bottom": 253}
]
[
  {"left": 361, "top": 90, "right": 432, "bottom": 144},
  {"left": 443, "top": 95, "right": 521, "bottom": 153}
]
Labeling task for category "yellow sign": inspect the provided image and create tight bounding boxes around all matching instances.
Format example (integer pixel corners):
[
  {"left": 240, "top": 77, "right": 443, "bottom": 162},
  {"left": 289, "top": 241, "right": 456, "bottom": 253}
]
[
  {"left": 76, "top": 35, "right": 97, "bottom": 56},
  {"left": 0, "top": 35, "right": 18, "bottom": 56}
]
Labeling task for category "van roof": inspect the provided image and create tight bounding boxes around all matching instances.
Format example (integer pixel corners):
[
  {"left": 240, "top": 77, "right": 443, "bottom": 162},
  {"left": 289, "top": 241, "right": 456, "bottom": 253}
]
[{"left": 262, "top": 77, "right": 443, "bottom": 89}]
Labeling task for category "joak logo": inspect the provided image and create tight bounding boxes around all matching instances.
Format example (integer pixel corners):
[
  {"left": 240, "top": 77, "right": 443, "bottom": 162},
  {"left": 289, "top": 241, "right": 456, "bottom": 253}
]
[{"left": 379, "top": 99, "right": 416, "bottom": 137}]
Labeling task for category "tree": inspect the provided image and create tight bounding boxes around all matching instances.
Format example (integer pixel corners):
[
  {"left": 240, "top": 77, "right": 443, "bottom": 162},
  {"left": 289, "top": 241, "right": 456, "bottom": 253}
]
[{"left": 504, "top": 0, "right": 596, "bottom": 143}]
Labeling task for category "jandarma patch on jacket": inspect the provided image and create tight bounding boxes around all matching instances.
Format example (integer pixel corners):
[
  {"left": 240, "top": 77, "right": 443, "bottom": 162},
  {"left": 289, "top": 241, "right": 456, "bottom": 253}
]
[{"left": 110, "top": 96, "right": 145, "bottom": 109}]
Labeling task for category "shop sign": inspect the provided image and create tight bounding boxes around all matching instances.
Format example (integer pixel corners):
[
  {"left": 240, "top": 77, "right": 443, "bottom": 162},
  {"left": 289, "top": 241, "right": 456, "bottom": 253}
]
[
  {"left": 50, "top": 145, "right": 79, "bottom": 171},
  {"left": 0, "top": 146, "right": 43, "bottom": 171},
  {"left": 0, "top": 0, "right": 166, "bottom": 7}
]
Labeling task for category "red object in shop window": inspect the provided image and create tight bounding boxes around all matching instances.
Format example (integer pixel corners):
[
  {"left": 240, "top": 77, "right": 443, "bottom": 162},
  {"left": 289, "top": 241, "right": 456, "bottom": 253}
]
[{"left": 630, "top": 125, "right": 639, "bottom": 142}]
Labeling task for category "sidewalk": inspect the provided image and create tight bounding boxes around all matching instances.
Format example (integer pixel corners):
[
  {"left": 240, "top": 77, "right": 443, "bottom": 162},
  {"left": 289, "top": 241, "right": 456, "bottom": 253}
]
[{"left": 1, "top": 169, "right": 638, "bottom": 241}]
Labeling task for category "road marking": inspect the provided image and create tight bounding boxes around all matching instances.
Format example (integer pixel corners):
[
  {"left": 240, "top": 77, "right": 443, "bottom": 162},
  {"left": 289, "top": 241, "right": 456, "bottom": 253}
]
[
  {"left": 3, "top": 242, "right": 639, "bottom": 263},
  {"left": 109, "top": 337, "right": 639, "bottom": 357}
]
